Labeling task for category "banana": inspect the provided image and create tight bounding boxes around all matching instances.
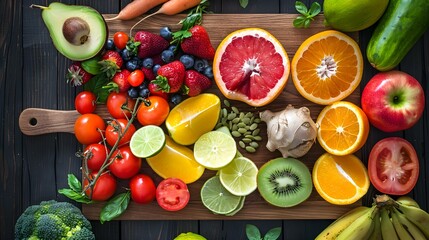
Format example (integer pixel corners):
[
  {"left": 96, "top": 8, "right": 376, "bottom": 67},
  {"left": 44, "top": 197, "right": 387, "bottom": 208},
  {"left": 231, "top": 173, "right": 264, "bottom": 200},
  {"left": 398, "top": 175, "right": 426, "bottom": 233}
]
[
  {"left": 380, "top": 207, "right": 399, "bottom": 240},
  {"left": 336, "top": 205, "right": 378, "bottom": 240},
  {"left": 397, "top": 196, "right": 420, "bottom": 208},
  {"left": 315, "top": 206, "right": 370, "bottom": 240},
  {"left": 390, "top": 207, "right": 414, "bottom": 240},
  {"left": 392, "top": 207, "right": 427, "bottom": 240},
  {"left": 367, "top": 210, "right": 382, "bottom": 240},
  {"left": 397, "top": 202, "right": 429, "bottom": 238}
]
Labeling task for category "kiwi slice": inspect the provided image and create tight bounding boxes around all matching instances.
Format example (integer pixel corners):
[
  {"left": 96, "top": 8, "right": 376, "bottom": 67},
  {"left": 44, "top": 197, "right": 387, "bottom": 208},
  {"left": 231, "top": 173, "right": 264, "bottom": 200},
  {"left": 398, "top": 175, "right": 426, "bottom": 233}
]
[{"left": 257, "top": 157, "right": 312, "bottom": 207}]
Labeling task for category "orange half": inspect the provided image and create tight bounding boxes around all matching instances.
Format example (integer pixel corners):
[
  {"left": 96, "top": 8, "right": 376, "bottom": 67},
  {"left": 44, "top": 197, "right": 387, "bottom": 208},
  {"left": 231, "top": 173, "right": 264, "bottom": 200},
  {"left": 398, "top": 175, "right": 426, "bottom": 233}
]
[{"left": 292, "top": 30, "right": 363, "bottom": 105}]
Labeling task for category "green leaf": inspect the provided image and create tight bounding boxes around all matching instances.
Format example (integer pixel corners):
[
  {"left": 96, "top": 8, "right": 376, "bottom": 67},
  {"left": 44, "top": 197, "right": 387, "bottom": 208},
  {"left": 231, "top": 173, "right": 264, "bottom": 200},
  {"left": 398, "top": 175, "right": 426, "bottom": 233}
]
[
  {"left": 58, "top": 188, "right": 93, "bottom": 204},
  {"left": 293, "top": 1, "right": 320, "bottom": 28},
  {"left": 293, "top": 16, "right": 307, "bottom": 28},
  {"left": 304, "top": 18, "right": 312, "bottom": 28},
  {"left": 263, "top": 227, "right": 282, "bottom": 240},
  {"left": 67, "top": 174, "right": 82, "bottom": 192},
  {"left": 84, "top": 73, "right": 112, "bottom": 104},
  {"left": 100, "top": 192, "right": 131, "bottom": 223},
  {"left": 239, "top": 0, "right": 249, "bottom": 8},
  {"left": 295, "top": 1, "right": 308, "bottom": 15},
  {"left": 246, "top": 224, "right": 261, "bottom": 240},
  {"left": 81, "top": 57, "right": 102, "bottom": 75},
  {"left": 308, "top": 2, "right": 321, "bottom": 17}
]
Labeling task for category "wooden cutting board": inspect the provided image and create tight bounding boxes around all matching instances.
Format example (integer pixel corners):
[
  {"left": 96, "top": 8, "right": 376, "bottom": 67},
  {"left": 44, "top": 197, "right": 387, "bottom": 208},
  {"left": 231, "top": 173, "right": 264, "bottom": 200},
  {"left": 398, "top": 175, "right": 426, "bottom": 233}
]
[{"left": 19, "top": 14, "right": 362, "bottom": 220}]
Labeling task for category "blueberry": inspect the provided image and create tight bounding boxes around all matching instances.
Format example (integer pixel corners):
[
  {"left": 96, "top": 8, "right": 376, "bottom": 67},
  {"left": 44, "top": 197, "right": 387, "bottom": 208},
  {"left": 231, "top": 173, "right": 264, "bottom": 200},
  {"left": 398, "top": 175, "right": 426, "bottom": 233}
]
[
  {"left": 142, "top": 58, "right": 154, "bottom": 69},
  {"left": 139, "top": 80, "right": 149, "bottom": 90},
  {"left": 128, "top": 87, "right": 139, "bottom": 99},
  {"left": 203, "top": 66, "right": 214, "bottom": 79},
  {"left": 179, "top": 54, "right": 195, "bottom": 69},
  {"left": 194, "top": 58, "right": 209, "bottom": 72},
  {"left": 161, "top": 49, "right": 175, "bottom": 63},
  {"left": 153, "top": 64, "right": 161, "bottom": 75},
  {"left": 160, "top": 27, "right": 172, "bottom": 41},
  {"left": 105, "top": 39, "right": 115, "bottom": 50},
  {"left": 139, "top": 88, "right": 150, "bottom": 98},
  {"left": 168, "top": 45, "right": 177, "bottom": 52},
  {"left": 120, "top": 48, "right": 132, "bottom": 61},
  {"left": 170, "top": 93, "right": 184, "bottom": 105},
  {"left": 125, "top": 59, "right": 139, "bottom": 71}
]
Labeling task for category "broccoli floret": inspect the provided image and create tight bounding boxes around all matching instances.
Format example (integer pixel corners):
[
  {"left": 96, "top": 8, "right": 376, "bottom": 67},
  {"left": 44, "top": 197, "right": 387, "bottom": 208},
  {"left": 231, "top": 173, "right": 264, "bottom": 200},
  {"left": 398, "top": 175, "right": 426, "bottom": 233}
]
[{"left": 14, "top": 200, "right": 95, "bottom": 240}]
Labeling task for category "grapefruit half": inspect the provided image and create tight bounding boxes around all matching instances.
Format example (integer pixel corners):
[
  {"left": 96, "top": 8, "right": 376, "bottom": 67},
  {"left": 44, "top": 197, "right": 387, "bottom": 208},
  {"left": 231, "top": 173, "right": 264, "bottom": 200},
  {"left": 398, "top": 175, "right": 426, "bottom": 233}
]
[{"left": 213, "top": 28, "right": 290, "bottom": 107}]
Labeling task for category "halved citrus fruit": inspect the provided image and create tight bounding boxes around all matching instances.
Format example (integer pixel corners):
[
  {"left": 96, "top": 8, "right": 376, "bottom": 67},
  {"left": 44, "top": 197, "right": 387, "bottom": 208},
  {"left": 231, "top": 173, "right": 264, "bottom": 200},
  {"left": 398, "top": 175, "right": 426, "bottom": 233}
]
[
  {"left": 213, "top": 28, "right": 290, "bottom": 107},
  {"left": 316, "top": 101, "right": 369, "bottom": 156},
  {"left": 313, "top": 153, "right": 370, "bottom": 205},
  {"left": 291, "top": 30, "right": 363, "bottom": 105}
]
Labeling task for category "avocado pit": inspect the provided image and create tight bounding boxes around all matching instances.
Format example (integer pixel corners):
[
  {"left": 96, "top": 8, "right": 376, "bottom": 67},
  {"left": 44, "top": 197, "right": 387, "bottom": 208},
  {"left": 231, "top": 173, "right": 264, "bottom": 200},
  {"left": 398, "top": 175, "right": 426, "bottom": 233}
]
[{"left": 63, "top": 17, "right": 90, "bottom": 45}]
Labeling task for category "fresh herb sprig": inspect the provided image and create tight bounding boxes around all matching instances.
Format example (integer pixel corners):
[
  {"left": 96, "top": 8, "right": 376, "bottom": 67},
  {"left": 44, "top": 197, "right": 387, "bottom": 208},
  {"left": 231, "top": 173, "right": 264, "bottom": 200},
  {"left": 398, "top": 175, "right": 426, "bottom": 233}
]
[
  {"left": 246, "top": 224, "right": 282, "bottom": 240},
  {"left": 239, "top": 0, "right": 249, "bottom": 8},
  {"left": 293, "top": 1, "right": 321, "bottom": 28}
]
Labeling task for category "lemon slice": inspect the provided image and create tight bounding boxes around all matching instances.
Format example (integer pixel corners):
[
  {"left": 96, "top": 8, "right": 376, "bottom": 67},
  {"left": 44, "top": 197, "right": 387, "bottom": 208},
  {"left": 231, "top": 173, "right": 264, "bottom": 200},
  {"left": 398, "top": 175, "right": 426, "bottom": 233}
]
[
  {"left": 129, "top": 125, "right": 166, "bottom": 158},
  {"left": 200, "top": 176, "right": 243, "bottom": 215},
  {"left": 219, "top": 157, "right": 258, "bottom": 196}
]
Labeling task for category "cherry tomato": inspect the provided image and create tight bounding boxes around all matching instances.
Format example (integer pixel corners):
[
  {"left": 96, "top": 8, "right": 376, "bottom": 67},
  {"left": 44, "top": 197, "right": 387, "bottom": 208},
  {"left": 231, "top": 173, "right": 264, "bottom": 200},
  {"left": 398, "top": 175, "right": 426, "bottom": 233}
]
[
  {"left": 113, "top": 31, "right": 129, "bottom": 50},
  {"left": 156, "top": 178, "right": 190, "bottom": 211},
  {"left": 84, "top": 171, "right": 117, "bottom": 201},
  {"left": 129, "top": 174, "right": 156, "bottom": 204},
  {"left": 137, "top": 96, "right": 170, "bottom": 126},
  {"left": 105, "top": 119, "right": 136, "bottom": 147},
  {"left": 84, "top": 143, "right": 108, "bottom": 171},
  {"left": 368, "top": 137, "right": 419, "bottom": 195},
  {"left": 106, "top": 92, "right": 136, "bottom": 119},
  {"left": 109, "top": 146, "right": 142, "bottom": 179},
  {"left": 74, "top": 113, "right": 106, "bottom": 145},
  {"left": 75, "top": 91, "right": 97, "bottom": 114},
  {"left": 127, "top": 69, "right": 145, "bottom": 87}
]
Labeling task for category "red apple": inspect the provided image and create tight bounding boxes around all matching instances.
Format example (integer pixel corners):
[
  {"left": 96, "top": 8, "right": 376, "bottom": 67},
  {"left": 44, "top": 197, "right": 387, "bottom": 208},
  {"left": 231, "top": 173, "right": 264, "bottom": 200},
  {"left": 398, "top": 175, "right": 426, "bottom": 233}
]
[{"left": 361, "top": 70, "right": 425, "bottom": 132}]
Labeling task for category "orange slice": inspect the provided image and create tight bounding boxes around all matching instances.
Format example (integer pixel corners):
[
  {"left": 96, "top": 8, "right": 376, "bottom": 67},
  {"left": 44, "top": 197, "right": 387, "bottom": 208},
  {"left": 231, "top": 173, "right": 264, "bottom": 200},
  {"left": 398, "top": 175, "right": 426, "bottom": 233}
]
[
  {"left": 313, "top": 153, "right": 370, "bottom": 205},
  {"left": 291, "top": 30, "right": 363, "bottom": 105},
  {"left": 213, "top": 28, "right": 290, "bottom": 107},
  {"left": 316, "top": 101, "right": 369, "bottom": 156}
]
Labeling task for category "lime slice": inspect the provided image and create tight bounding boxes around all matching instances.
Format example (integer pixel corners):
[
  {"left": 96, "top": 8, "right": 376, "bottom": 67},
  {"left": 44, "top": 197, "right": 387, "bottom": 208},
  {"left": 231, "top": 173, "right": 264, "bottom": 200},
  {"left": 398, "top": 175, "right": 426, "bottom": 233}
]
[
  {"left": 225, "top": 195, "right": 246, "bottom": 216},
  {"left": 219, "top": 157, "right": 258, "bottom": 196},
  {"left": 200, "top": 176, "right": 242, "bottom": 215},
  {"left": 129, "top": 125, "right": 166, "bottom": 158},
  {"left": 193, "top": 131, "right": 237, "bottom": 170}
]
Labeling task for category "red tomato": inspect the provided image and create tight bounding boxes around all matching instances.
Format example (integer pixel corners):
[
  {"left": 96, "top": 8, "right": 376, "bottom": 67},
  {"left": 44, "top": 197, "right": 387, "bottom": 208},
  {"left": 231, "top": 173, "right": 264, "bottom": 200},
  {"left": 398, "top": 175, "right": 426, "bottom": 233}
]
[
  {"left": 84, "top": 171, "right": 117, "bottom": 201},
  {"left": 129, "top": 174, "right": 156, "bottom": 204},
  {"left": 128, "top": 69, "right": 145, "bottom": 87},
  {"left": 74, "top": 113, "right": 106, "bottom": 145},
  {"left": 75, "top": 91, "right": 97, "bottom": 114},
  {"left": 105, "top": 119, "right": 136, "bottom": 147},
  {"left": 368, "top": 137, "right": 419, "bottom": 195},
  {"left": 137, "top": 96, "right": 170, "bottom": 126},
  {"left": 113, "top": 31, "right": 129, "bottom": 50},
  {"left": 106, "top": 92, "right": 136, "bottom": 119},
  {"left": 109, "top": 146, "right": 142, "bottom": 179},
  {"left": 84, "top": 143, "right": 108, "bottom": 171},
  {"left": 156, "top": 178, "right": 190, "bottom": 211}
]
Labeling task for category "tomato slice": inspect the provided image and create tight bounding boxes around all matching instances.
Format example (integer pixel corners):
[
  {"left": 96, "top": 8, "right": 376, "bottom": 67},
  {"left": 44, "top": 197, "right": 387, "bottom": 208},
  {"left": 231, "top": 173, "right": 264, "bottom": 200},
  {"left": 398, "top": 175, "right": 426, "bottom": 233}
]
[
  {"left": 156, "top": 178, "right": 190, "bottom": 211},
  {"left": 368, "top": 137, "right": 419, "bottom": 195}
]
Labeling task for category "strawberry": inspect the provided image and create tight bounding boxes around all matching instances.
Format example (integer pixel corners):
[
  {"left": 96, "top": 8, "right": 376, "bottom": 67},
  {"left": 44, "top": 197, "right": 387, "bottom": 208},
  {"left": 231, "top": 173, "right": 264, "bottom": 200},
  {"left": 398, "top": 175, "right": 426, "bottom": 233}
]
[
  {"left": 180, "top": 26, "right": 215, "bottom": 60},
  {"left": 99, "top": 50, "right": 123, "bottom": 78},
  {"left": 184, "top": 70, "right": 212, "bottom": 97},
  {"left": 66, "top": 62, "right": 93, "bottom": 86},
  {"left": 148, "top": 82, "right": 168, "bottom": 100},
  {"left": 112, "top": 69, "right": 131, "bottom": 92},
  {"left": 152, "top": 61, "right": 185, "bottom": 93},
  {"left": 141, "top": 67, "right": 156, "bottom": 82},
  {"left": 134, "top": 31, "right": 169, "bottom": 59}
]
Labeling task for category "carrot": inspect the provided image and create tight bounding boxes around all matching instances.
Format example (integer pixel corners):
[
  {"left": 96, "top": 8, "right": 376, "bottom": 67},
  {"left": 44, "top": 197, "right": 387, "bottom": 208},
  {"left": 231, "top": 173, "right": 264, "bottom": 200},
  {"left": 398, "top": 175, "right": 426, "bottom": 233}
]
[
  {"left": 105, "top": 0, "right": 169, "bottom": 21},
  {"left": 130, "top": 0, "right": 201, "bottom": 34}
]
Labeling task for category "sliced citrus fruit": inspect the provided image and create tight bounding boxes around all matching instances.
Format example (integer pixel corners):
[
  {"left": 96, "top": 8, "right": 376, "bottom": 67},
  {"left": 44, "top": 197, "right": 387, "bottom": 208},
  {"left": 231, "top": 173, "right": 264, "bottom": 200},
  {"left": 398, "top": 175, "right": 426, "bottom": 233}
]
[
  {"left": 316, "top": 101, "right": 369, "bottom": 156},
  {"left": 219, "top": 156, "right": 258, "bottom": 196},
  {"left": 147, "top": 135, "right": 205, "bottom": 184},
  {"left": 291, "top": 30, "right": 363, "bottom": 105},
  {"left": 213, "top": 28, "right": 290, "bottom": 107},
  {"left": 129, "top": 125, "right": 166, "bottom": 158},
  {"left": 200, "top": 175, "right": 243, "bottom": 215},
  {"left": 193, "top": 131, "right": 237, "bottom": 170},
  {"left": 166, "top": 93, "right": 221, "bottom": 146},
  {"left": 313, "top": 153, "right": 370, "bottom": 205}
]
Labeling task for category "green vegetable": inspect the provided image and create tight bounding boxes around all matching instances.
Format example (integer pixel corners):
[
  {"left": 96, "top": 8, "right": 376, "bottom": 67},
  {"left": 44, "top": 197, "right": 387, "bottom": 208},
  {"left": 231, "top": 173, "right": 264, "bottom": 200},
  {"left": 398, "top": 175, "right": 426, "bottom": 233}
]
[
  {"left": 367, "top": 0, "right": 429, "bottom": 71},
  {"left": 100, "top": 192, "right": 130, "bottom": 224},
  {"left": 246, "top": 224, "right": 282, "bottom": 240},
  {"left": 15, "top": 200, "right": 95, "bottom": 240},
  {"left": 293, "top": 1, "right": 321, "bottom": 28},
  {"left": 58, "top": 174, "right": 93, "bottom": 204}
]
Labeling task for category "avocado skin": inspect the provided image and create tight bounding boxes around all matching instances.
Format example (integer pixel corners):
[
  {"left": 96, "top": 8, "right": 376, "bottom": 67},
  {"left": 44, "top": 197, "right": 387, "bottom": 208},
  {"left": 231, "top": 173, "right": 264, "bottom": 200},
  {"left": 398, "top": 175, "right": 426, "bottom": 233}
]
[{"left": 40, "top": 2, "right": 107, "bottom": 61}]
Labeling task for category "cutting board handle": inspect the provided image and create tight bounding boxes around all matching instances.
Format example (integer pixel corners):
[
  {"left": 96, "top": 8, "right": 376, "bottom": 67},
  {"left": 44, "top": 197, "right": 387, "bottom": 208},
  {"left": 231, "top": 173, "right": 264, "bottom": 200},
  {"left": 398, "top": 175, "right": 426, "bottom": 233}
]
[{"left": 19, "top": 108, "right": 80, "bottom": 135}]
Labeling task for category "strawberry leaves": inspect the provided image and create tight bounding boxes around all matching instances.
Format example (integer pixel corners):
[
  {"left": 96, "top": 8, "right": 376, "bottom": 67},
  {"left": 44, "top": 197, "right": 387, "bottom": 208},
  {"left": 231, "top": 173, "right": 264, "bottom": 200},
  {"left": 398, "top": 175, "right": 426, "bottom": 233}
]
[{"left": 293, "top": 1, "right": 321, "bottom": 28}]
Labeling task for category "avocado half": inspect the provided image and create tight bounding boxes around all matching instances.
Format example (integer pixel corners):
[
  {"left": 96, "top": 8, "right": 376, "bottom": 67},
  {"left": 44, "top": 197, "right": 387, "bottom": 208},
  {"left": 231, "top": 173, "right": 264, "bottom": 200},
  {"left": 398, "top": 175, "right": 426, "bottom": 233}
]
[{"left": 34, "top": 2, "right": 107, "bottom": 61}]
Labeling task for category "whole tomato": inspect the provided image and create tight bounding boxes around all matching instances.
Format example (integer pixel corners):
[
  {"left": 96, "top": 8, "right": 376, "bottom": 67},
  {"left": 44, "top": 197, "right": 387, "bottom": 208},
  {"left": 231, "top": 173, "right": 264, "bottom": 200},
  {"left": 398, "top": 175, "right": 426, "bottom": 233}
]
[
  {"left": 74, "top": 113, "right": 106, "bottom": 145},
  {"left": 129, "top": 174, "right": 156, "bottom": 204},
  {"left": 75, "top": 91, "right": 97, "bottom": 114},
  {"left": 109, "top": 146, "right": 142, "bottom": 179},
  {"left": 84, "top": 171, "right": 117, "bottom": 201},
  {"left": 105, "top": 119, "right": 136, "bottom": 147},
  {"left": 107, "top": 92, "right": 136, "bottom": 119},
  {"left": 113, "top": 31, "right": 129, "bottom": 50},
  {"left": 137, "top": 96, "right": 170, "bottom": 126},
  {"left": 128, "top": 69, "right": 145, "bottom": 87},
  {"left": 84, "top": 143, "right": 108, "bottom": 171}
]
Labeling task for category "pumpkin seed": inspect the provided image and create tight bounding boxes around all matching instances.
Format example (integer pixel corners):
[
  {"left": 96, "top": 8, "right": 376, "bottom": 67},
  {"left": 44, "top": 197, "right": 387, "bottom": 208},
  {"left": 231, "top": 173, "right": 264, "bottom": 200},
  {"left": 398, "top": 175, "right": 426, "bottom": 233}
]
[
  {"left": 231, "top": 106, "right": 239, "bottom": 114},
  {"left": 232, "top": 118, "right": 240, "bottom": 124},
  {"left": 239, "top": 141, "right": 245, "bottom": 149},
  {"left": 222, "top": 108, "right": 228, "bottom": 118},
  {"left": 223, "top": 99, "right": 231, "bottom": 107},
  {"left": 253, "top": 136, "right": 262, "bottom": 141},
  {"left": 232, "top": 131, "right": 242, "bottom": 138},
  {"left": 252, "top": 129, "right": 260, "bottom": 136},
  {"left": 245, "top": 146, "right": 256, "bottom": 153},
  {"left": 238, "top": 128, "right": 247, "bottom": 134},
  {"left": 242, "top": 117, "right": 251, "bottom": 124},
  {"left": 237, "top": 122, "right": 246, "bottom": 128},
  {"left": 249, "top": 123, "right": 258, "bottom": 131},
  {"left": 249, "top": 142, "right": 259, "bottom": 148},
  {"left": 242, "top": 138, "right": 252, "bottom": 143}
]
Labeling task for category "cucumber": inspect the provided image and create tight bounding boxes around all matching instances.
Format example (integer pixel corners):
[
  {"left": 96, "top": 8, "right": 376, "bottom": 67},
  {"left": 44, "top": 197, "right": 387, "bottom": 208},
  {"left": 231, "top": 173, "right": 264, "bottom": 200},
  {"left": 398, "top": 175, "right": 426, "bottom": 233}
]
[{"left": 366, "top": 0, "right": 429, "bottom": 71}]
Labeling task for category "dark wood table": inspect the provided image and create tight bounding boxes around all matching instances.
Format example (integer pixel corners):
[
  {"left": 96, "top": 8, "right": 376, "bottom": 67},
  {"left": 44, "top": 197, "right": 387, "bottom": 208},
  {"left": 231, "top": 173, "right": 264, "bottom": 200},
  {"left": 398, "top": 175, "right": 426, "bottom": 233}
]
[{"left": 2, "top": 0, "right": 428, "bottom": 239}]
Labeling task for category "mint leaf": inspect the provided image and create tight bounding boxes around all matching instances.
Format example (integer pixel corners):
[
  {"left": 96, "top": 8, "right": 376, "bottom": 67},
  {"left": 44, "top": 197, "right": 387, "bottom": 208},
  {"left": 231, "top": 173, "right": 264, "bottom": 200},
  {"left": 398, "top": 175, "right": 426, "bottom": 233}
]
[
  {"left": 308, "top": 2, "right": 322, "bottom": 17},
  {"left": 239, "top": 0, "right": 249, "bottom": 8},
  {"left": 295, "top": 1, "right": 308, "bottom": 15},
  {"left": 246, "top": 224, "right": 261, "bottom": 240},
  {"left": 263, "top": 227, "right": 281, "bottom": 240},
  {"left": 293, "top": 1, "right": 321, "bottom": 28}
]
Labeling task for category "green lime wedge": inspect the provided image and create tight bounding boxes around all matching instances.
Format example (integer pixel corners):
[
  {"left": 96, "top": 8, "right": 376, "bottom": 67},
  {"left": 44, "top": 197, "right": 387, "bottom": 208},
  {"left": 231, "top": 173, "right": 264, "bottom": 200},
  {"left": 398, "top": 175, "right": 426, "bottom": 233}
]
[
  {"left": 219, "top": 156, "right": 258, "bottom": 196},
  {"left": 129, "top": 125, "right": 166, "bottom": 158},
  {"left": 200, "top": 176, "right": 242, "bottom": 215},
  {"left": 194, "top": 131, "right": 237, "bottom": 170}
]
